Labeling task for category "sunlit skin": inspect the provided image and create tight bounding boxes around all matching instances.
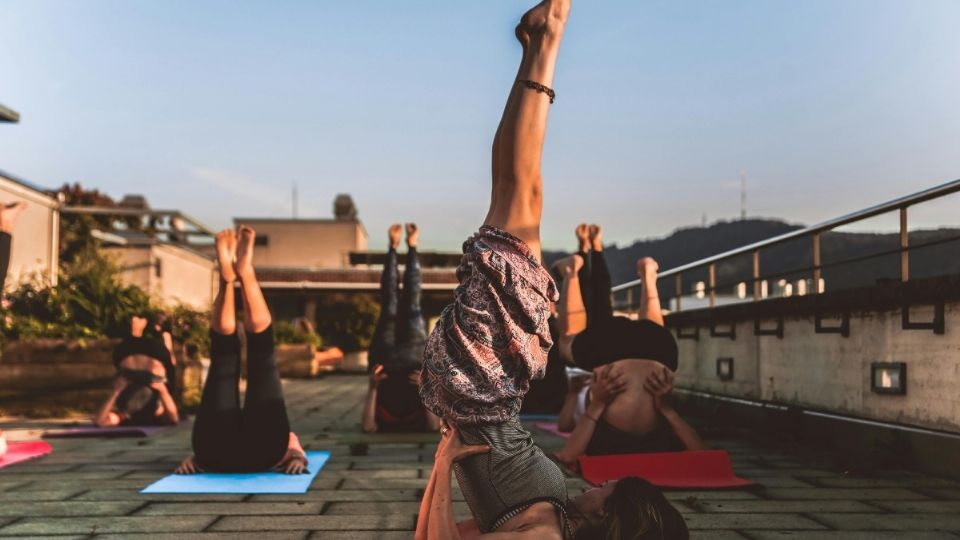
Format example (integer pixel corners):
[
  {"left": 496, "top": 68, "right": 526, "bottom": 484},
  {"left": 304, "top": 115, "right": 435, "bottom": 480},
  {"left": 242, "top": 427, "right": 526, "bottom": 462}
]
[
  {"left": 415, "top": 1, "right": 626, "bottom": 538},
  {"left": 174, "top": 227, "right": 308, "bottom": 475}
]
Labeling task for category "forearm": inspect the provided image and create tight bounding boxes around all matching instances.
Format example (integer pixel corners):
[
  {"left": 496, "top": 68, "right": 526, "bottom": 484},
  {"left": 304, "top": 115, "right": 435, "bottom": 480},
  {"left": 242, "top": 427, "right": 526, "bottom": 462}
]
[
  {"left": 557, "top": 390, "right": 580, "bottom": 432},
  {"left": 661, "top": 407, "right": 704, "bottom": 451},
  {"left": 427, "top": 461, "right": 462, "bottom": 540},
  {"left": 157, "top": 388, "right": 180, "bottom": 424},
  {"left": 556, "top": 402, "right": 603, "bottom": 462},
  {"left": 415, "top": 457, "right": 441, "bottom": 540},
  {"left": 361, "top": 386, "right": 378, "bottom": 433},
  {"left": 424, "top": 409, "right": 441, "bottom": 432},
  {"left": 95, "top": 390, "right": 121, "bottom": 426}
]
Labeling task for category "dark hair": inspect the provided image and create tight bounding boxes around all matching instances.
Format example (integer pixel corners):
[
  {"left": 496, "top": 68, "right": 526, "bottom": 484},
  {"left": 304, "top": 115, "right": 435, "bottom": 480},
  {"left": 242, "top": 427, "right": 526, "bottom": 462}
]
[
  {"left": 574, "top": 477, "right": 689, "bottom": 540},
  {"left": 116, "top": 384, "right": 160, "bottom": 424}
]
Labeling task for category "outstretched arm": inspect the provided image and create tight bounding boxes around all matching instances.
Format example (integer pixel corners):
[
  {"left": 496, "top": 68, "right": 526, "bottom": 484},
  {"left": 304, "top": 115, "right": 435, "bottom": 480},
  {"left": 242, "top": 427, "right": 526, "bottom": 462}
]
[
  {"left": 361, "top": 366, "right": 386, "bottom": 433},
  {"left": 94, "top": 377, "right": 128, "bottom": 427},
  {"left": 646, "top": 367, "right": 703, "bottom": 450}
]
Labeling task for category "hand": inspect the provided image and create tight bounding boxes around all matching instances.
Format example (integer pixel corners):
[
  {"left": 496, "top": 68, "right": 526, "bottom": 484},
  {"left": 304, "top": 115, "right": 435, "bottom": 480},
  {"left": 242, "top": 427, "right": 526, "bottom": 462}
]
[
  {"left": 590, "top": 366, "right": 626, "bottom": 406},
  {"left": 113, "top": 376, "right": 130, "bottom": 393},
  {"left": 644, "top": 366, "right": 675, "bottom": 411},
  {"left": 436, "top": 421, "right": 490, "bottom": 467},
  {"left": 276, "top": 448, "right": 309, "bottom": 475},
  {"left": 149, "top": 379, "right": 169, "bottom": 393},
  {"left": 175, "top": 454, "right": 203, "bottom": 474},
  {"left": 567, "top": 374, "right": 590, "bottom": 394},
  {"left": 408, "top": 370, "right": 422, "bottom": 386},
  {"left": 369, "top": 365, "right": 388, "bottom": 389}
]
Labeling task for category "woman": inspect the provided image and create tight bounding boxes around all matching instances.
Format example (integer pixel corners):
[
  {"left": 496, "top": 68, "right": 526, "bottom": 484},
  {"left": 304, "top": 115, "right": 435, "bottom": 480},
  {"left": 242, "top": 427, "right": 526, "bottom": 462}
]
[
  {"left": 416, "top": 1, "right": 688, "bottom": 537},
  {"left": 175, "top": 227, "right": 307, "bottom": 475},
  {"left": 362, "top": 223, "right": 440, "bottom": 433},
  {"left": 95, "top": 315, "right": 179, "bottom": 427}
]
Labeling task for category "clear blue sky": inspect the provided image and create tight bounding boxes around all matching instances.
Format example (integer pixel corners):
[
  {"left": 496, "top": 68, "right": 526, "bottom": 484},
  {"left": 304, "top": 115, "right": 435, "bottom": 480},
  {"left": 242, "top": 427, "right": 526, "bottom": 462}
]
[{"left": 2, "top": 0, "right": 959, "bottom": 251}]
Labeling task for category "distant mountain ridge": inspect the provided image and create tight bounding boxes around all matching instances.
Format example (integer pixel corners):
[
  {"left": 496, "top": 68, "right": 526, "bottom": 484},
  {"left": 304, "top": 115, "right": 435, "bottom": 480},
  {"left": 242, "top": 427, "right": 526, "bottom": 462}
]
[{"left": 543, "top": 219, "right": 960, "bottom": 293}]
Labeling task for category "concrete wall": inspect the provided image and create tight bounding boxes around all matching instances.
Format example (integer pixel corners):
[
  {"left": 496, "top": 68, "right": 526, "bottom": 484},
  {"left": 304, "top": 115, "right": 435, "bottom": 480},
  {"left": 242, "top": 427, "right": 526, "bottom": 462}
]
[
  {"left": 674, "top": 302, "right": 960, "bottom": 433},
  {"left": 0, "top": 175, "right": 59, "bottom": 288},
  {"left": 105, "top": 243, "right": 216, "bottom": 310},
  {"left": 233, "top": 219, "right": 367, "bottom": 269}
]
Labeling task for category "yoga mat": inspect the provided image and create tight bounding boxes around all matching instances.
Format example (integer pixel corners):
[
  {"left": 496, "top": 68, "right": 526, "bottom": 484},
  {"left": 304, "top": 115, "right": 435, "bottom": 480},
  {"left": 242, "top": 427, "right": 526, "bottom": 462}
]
[
  {"left": 43, "top": 418, "right": 188, "bottom": 439},
  {"left": 140, "top": 451, "right": 331, "bottom": 494},
  {"left": 579, "top": 450, "right": 754, "bottom": 489},
  {"left": 0, "top": 441, "right": 52, "bottom": 470},
  {"left": 535, "top": 422, "right": 571, "bottom": 439}
]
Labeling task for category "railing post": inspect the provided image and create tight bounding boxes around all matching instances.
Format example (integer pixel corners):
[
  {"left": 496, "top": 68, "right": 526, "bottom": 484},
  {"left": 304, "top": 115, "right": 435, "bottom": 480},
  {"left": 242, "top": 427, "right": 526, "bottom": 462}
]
[
  {"left": 708, "top": 263, "right": 716, "bottom": 307},
  {"left": 812, "top": 233, "right": 821, "bottom": 293},
  {"left": 752, "top": 250, "right": 760, "bottom": 301},
  {"left": 626, "top": 287, "right": 634, "bottom": 313},
  {"left": 900, "top": 207, "right": 909, "bottom": 282},
  {"left": 675, "top": 274, "right": 682, "bottom": 312}
]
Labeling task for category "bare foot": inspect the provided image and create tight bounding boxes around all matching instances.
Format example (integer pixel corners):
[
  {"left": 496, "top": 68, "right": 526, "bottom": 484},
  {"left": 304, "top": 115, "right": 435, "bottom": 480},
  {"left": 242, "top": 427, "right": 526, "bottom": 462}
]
[
  {"left": 575, "top": 223, "right": 589, "bottom": 253},
  {"left": 589, "top": 224, "right": 603, "bottom": 252},
  {"left": 515, "top": 0, "right": 571, "bottom": 48},
  {"left": 235, "top": 226, "right": 256, "bottom": 281},
  {"left": 388, "top": 224, "right": 402, "bottom": 249},
  {"left": 130, "top": 316, "right": 149, "bottom": 337},
  {"left": 0, "top": 201, "right": 26, "bottom": 234},
  {"left": 215, "top": 229, "right": 238, "bottom": 283},
  {"left": 552, "top": 254, "right": 584, "bottom": 278},
  {"left": 637, "top": 257, "right": 659, "bottom": 283},
  {"left": 405, "top": 223, "right": 419, "bottom": 248}
]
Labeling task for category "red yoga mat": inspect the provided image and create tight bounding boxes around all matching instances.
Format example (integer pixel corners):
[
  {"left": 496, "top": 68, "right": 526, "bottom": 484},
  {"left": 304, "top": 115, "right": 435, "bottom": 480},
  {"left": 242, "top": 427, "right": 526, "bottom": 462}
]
[
  {"left": 535, "top": 422, "right": 571, "bottom": 439},
  {"left": 0, "top": 441, "right": 52, "bottom": 470},
  {"left": 579, "top": 450, "right": 753, "bottom": 489}
]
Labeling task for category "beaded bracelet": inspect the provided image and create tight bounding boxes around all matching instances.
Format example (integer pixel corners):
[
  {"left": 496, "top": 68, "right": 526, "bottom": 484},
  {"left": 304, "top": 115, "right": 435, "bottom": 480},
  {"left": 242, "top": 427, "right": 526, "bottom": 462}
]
[{"left": 519, "top": 79, "right": 556, "bottom": 103}]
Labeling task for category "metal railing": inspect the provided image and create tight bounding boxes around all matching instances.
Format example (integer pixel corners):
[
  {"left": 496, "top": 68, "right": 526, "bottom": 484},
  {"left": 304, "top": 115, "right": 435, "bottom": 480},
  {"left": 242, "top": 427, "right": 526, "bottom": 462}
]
[{"left": 611, "top": 178, "right": 960, "bottom": 312}]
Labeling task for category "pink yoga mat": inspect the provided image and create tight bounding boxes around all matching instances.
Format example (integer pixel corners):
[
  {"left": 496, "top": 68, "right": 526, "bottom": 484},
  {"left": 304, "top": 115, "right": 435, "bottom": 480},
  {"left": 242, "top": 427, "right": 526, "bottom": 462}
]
[
  {"left": 579, "top": 450, "right": 754, "bottom": 489},
  {"left": 535, "top": 422, "right": 571, "bottom": 439},
  {"left": 0, "top": 441, "right": 52, "bottom": 470}
]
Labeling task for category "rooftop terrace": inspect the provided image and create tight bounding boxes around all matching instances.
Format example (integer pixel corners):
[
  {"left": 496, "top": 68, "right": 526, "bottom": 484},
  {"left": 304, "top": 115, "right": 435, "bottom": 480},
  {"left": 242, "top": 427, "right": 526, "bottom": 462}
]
[{"left": 2, "top": 376, "right": 960, "bottom": 538}]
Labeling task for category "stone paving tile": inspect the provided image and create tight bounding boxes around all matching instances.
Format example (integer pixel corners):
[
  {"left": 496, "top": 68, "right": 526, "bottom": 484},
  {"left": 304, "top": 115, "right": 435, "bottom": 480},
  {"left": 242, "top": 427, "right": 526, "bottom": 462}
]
[
  {"left": 813, "top": 476, "right": 960, "bottom": 489},
  {"left": 916, "top": 488, "right": 960, "bottom": 500},
  {"left": 666, "top": 490, "right": 762, "bottom": 501},
  {"left": 690, "top": 532, "right": 749, "bottom": 540},
  {"left": 323, "top": 501, "right": 471, "bottom": 516},
  {"left": 682, "top": 500, "right": 879, "bottom": 513},
  {"left": 747, "top": 532, "right": 960, "bottom": 540},
  {"left": 210, "top": 515, "right": 414, "bottom": 531},
  {"left": 868, "top": 500, "right": 960, "bottom": 513},
  {"left": 682, "top": 513, "right": 826, "bottom": 530},
  {"left": 810, "top": 513, "right": 960, "bottom": 531},
  {"left": 137, "top": 502, "right": 326, "bottom": 515},
  {"left": 0, "top": 501, "right": 141, "bottom": 517},
  {"left": 308, "top": 532, "right": 411, "bottom": 540},
  {"left": 761, "top": 487, "right": 930, "bottom": 500},
  {"left": 0, "top": 516, "right": 216, "bottom": 535},
  {"left": 0, "top": 489, "right": 83, "bottom": 501}
]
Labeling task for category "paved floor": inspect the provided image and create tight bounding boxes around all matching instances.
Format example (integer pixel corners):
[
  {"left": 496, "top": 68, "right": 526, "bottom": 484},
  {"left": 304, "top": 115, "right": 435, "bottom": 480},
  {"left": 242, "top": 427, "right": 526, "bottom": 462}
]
[{"left": 2, "top": 376, "right": 960, "bottom": 539}]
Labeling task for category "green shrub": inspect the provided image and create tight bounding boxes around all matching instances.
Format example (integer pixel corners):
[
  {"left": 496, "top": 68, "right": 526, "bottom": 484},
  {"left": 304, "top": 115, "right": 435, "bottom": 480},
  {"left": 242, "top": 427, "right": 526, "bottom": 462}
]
[
  {"left": 274, "top": 320, "right": 323, "bottom": 348},
  {"left": 314, "top": 293, "right": 379, "bottom": 353}
]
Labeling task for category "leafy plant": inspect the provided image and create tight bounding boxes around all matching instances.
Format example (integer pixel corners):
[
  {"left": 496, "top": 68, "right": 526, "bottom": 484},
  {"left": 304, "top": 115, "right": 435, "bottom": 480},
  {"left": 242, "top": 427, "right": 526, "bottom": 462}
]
[
  {"left": 274, "top": 320, "right": 323, "bottom": 348},
  {"left": 313, "top": 293, "right": 379, "bottom": 353}
]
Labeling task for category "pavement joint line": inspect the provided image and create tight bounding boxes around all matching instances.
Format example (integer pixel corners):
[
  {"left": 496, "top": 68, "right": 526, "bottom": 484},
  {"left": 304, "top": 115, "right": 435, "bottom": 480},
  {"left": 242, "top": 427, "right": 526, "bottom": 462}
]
[
  {"left": 798, "top": 512, "right": 836, "bottom": 530},
  {"left": 203, "top": 514, "right": 226, "bottom": 532}
]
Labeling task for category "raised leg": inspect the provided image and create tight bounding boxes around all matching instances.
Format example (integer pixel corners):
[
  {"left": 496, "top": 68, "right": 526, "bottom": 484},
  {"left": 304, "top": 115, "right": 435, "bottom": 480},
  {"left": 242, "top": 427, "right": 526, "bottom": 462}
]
[
  {"left": 638, "top": 257, "right": 664, "bottom": 326},
  {"left": 0, "top": 201, "right": 26, "bottom": 293},
  {"left": 397, "top": 223, "right": 427, "bottom": 349},
  {"left": 484, "top": 0, "right": 571, "bottom": 261},
  {"left": 235, "top": 226, "right": 271, "bottom": 333},
  {"left": 554, "top": 254, "right": 586, "bottom": 364},
  {"left": 369, "top": 225, "right": 402, "bottom": 368},
  {"left": 588, "top": 225, "right": 613, "bottom": 322}
]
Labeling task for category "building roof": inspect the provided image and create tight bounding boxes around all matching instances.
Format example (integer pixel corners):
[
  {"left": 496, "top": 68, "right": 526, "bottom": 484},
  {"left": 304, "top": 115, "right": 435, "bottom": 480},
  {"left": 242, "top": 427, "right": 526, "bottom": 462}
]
[
  {"left": 0, "top": 104, "right": 19, "bottom": 123},
  {"left": 0, "top": 168, "right": 55, "bottom": 197},
  {"left": 256, "top": 267, "right": 457, "bottom": 291}
]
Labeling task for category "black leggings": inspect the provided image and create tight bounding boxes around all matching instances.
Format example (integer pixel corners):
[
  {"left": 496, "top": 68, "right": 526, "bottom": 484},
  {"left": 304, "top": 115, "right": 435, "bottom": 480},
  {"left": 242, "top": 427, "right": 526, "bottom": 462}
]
[
  {"left": 0, "top": 232, "right": 11, "bottom": 293},
  {"left": 192, "top": 326, "right": 290, "bottom": 472},
  {"left": 369, "top": 247, "right": 427, "bottom": 374},
  {"left": 577, "top": 249, "right": 613, "bottom": 328},
  {"left": 572, "top": 250, "right": 678, "bottom": 371}
]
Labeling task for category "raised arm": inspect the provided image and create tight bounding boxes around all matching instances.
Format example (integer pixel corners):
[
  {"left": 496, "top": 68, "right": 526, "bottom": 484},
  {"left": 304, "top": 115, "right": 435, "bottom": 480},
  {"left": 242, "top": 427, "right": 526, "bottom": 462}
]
[{"left": 645, "top": 367, "right": 704, "bottom": 450}]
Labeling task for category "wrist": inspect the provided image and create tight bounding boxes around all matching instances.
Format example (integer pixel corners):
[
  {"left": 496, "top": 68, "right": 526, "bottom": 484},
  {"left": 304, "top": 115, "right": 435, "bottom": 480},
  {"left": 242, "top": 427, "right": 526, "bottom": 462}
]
[{"left": 586, "top": 402, "right": 606, "bottom": 417}]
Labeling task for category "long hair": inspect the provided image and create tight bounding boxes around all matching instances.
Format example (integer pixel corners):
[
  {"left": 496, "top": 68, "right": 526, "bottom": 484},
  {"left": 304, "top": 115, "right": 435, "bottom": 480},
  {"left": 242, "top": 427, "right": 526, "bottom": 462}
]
[{"left": 574, "top": 477, "right": 689, "bottom": 540}]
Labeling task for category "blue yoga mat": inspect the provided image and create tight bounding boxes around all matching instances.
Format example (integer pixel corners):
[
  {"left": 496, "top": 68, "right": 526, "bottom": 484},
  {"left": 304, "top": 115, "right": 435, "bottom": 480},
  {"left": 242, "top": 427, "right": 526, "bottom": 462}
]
[{"left": 140, "top": 451, "right": 331, "bottom": 494}]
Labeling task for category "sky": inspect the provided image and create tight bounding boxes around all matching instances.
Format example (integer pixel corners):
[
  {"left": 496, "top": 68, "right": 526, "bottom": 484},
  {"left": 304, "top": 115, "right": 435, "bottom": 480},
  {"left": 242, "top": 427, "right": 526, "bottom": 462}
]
[{"left": 2, "top": 0, "right": 959, "bottom": 251}]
